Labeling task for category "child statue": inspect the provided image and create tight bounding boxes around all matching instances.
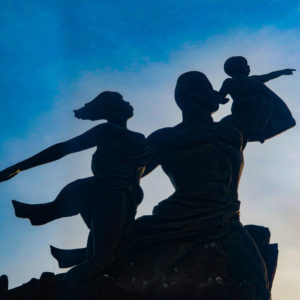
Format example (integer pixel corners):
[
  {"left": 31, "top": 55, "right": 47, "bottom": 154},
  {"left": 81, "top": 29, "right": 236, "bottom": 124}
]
[{"left": 219, "top": 56, "right": 296, "bottom": 142}]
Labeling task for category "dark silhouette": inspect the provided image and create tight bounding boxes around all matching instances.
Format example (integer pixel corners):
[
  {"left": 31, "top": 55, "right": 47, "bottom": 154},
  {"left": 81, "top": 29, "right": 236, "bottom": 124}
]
[
  {"left": 0, "top": 91, "right": 149, "bottom": 286},
  {"left": 0, "top": 71, "right": 295, "bottom": 300},
  {"left": 219, "top": 56, "right": 296, "bottom": 142},
  {"left": 123, "top": 71, "right": 274, "bottom": 300},
  {"left": 0, "top": 275, "right": 8, "bottom": 294}
]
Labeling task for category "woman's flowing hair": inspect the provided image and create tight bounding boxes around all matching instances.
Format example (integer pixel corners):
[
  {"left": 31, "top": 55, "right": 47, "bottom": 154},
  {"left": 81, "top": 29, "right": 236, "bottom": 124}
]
[{"left": 74, "top": 91, "right": 122, "bottom": 120}]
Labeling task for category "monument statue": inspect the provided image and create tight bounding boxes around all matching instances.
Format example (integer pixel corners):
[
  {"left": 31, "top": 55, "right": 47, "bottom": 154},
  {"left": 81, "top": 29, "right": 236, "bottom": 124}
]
[
  {"left": 219, "top": 56, "right": 296, "bottom": 142},
  {"left": 0, "top": 91, "right": 149, "bottom": 286},
  {"left": 0, "top": 69, "right": 296, "bottom": 300}
]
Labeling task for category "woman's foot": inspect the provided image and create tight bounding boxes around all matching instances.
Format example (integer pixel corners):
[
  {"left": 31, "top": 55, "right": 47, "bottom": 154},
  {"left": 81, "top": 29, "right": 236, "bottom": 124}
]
[
  {"left": 12, "top": 200, "right": 35, "bottom": 219},
  {"left": 50, "top": 246, "right": 86, "bottom": 268},
  {"left": 12, "top": 200, "right": 54, "bottom": 225}
]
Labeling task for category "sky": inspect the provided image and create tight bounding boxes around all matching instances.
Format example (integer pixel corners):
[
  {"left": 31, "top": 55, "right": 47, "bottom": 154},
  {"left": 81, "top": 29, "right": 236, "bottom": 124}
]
[{"left": 1, "top": 0, "right": 300, "bottom": 298}]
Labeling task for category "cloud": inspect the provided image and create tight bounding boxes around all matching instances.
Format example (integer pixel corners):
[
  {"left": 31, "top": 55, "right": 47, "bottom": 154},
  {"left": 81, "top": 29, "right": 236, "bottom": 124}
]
[{"left": 1, "top": 28, "right": 300, "bottom": 299}]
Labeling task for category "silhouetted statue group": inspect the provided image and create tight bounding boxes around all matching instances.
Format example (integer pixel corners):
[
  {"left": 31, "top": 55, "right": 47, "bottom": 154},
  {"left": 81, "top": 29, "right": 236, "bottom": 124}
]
[{"left": 0, "top": 57, "right": 296, "bottom": 300}]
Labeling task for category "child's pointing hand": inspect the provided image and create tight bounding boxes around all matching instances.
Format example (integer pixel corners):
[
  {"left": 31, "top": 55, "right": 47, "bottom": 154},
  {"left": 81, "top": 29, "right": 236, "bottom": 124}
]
[{"left": 281, "top": 69, "right": 296, "bottom": 75}]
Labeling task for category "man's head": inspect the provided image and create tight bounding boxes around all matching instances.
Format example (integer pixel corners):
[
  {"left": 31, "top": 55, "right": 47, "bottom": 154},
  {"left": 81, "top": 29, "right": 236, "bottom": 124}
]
[
  {"left": 224, "top": 56, "right": 250, "bottom": 77},
  {"left": 175, "top": 71, "right": 219, "bottom": 114},
  {"left": 74, "top": 91, "right": 133, "bottom": 122}
]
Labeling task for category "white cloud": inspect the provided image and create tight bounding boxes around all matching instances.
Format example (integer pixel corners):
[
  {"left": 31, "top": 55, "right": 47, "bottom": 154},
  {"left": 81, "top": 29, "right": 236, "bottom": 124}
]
[{"left": 1, "top": 28, "right": 300, "bottom": 299}]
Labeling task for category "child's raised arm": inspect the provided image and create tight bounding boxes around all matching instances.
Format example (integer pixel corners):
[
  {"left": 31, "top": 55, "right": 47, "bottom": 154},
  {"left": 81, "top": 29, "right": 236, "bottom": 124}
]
[
  {"left": 253, "top": 69, "right": 296, "bottom": 83},
  {"left": 218, "top": 79, "right": 231, "bottom": 104}
]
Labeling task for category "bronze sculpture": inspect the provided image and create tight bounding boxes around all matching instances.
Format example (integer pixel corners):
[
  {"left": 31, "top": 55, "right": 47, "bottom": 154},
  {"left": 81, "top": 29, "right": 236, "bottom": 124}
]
[
  {"left": 0, "top": 91, "right": 149, "bottom": 286},
  {"left": 219, "top": 56, "right": 296, "bottom": 142},
  {"left": 0, "top": 69, "right": 296, "bottom": 300},
  {"left": 125, "top": 71, "right": 273, "bottom": 300}
]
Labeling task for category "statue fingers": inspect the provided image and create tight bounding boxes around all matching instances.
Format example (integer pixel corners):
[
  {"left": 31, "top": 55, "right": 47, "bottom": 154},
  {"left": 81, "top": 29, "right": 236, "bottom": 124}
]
[
  {"left": 283, "top": 68, "right": 296, "bottom": 75},
  {"left": 0, "top": 167, "right": 20, "bottom": 182}
]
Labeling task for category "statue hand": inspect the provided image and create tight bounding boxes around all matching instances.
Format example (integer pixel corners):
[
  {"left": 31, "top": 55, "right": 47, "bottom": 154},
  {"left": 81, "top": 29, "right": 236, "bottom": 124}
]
[
  {"left": 282, "top": 68, "right": 296, "bottom": 75},
  {"left": 213, "top": 90, "right": 229, "bottom": 105},
  {"left": 0, "top": 166, "right": 20, "bottom": 182}
]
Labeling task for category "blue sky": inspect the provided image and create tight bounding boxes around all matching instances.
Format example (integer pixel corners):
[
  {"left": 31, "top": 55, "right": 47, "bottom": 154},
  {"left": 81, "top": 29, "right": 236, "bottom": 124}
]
[
  {"left": 1, "top": 0, "right": 300, "bottom": 138},
  {"left": 1, "top": 1, "right": 300, "bottom": 299}
]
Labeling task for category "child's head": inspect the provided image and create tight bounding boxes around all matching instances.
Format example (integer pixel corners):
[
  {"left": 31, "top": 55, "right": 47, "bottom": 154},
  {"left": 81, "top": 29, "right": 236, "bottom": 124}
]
[
  {"left": 74, "top": 91, "right": 133, "bottom": 122},
  {"left": 224, "top": 56, "right": 250, "bottom": 77}
]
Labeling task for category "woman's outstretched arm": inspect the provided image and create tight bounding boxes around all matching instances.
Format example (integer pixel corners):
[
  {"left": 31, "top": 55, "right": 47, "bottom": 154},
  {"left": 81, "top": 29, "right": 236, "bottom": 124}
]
[{"left": 0, "top": 124, "right": 108, "bottom": 182}]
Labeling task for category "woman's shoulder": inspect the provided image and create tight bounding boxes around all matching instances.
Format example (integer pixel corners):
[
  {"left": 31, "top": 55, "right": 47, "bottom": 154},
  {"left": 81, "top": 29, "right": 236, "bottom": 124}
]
[
  {"left": 103, "top": 123, "right": 146, "bottom": 143},
  {"left": 85, "top": 123, "right": 124, "bottom": 143},
  {"left": 89, "top": 122, "right": 111, "bottom": 131},
  {"left": 91, "top": 122, "right": 127, "bottom": 135}
]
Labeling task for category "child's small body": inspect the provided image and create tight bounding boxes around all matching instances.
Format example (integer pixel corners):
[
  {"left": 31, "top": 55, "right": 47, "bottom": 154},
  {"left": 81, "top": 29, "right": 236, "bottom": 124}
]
[{"left": 219, "top": 56, "right": 296, "bottom": 142}]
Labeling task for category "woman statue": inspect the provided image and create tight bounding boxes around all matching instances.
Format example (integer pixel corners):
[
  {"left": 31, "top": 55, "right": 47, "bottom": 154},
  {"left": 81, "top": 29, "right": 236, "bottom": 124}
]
[
  {"left": 0, "top": 91, "right": 149, "bottom": 286},
  {"left": 1, "top": 73, "right": 294, "bottom": 300}
]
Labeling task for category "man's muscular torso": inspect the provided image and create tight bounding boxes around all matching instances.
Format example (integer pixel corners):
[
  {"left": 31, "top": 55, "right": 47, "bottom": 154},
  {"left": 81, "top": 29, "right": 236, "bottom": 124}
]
[{"left": 147, "top": 121, "right": 244, "bottom": 202}]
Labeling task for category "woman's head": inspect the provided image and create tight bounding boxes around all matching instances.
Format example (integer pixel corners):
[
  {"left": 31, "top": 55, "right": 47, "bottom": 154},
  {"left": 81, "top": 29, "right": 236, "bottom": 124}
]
[
  {"left": 224, "top": 56, "right": 250, "bottom": 77},
  {"left": 175, "top": 71, "right": 220, "bottom": 114},
  {"left": 74, "top": 91, "right": 133, "bottom": 122}
]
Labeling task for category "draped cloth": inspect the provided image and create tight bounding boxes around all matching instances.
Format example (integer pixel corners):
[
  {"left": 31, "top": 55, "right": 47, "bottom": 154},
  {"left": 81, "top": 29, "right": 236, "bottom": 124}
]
[
  {"left": 133, "top": 191, "right": 273, "bottom": 300},
  {"left": 135, "top": 191, "right": 240, "bottom": 246}
]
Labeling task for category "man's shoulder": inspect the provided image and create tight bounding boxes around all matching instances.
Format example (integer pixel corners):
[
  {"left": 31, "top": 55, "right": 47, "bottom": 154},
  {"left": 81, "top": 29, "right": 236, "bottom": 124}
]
[
  {"left": 222, "top": 77, "right": 233, "bottom": 86},
  {"left": 147, "top": 127, "right": 176, "bottom": 145},
  {"left": 223, "top": 77, "right": 232, "bottom": 83},
  {"left": 147, "top": 127, "right": 174, "bottom": 141},
  {"left": 217, "top": 117, "right": 245, "bottom": 148}
]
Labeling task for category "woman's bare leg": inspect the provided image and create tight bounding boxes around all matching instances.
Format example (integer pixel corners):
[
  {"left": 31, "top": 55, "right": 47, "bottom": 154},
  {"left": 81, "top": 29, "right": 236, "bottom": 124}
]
[
  {"left": 12, "top": 177, "right": 94, "bottom": 225},
  {"left": 12, "top": 200, "right": 63, "bottom": 225},
  {"left": 64, "top": 190, "right": 129, "bottom": 286}
]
